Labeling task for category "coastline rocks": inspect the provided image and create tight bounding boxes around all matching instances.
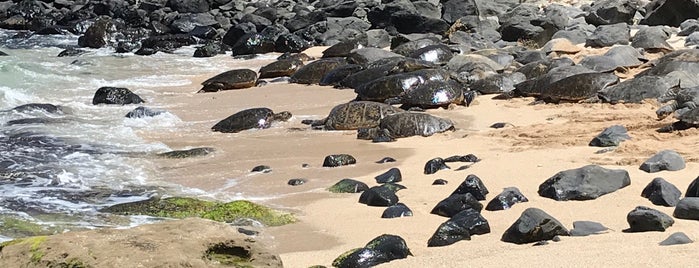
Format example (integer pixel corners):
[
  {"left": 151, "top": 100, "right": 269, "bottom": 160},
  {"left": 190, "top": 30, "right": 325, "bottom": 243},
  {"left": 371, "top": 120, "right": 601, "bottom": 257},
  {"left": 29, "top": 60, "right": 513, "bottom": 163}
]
[
  {"left": 431, "top": 193, "right": 483, "bottom": 217},
  {"left": 11, "top": 103, "right": 62, "bottom": 114},
  {"left": 157, "top": 147, "right": 214, "bottom": 159},
  {"left": 501, "top": 208, "right": 570, "bottom": 244},
  {"left": 382, "top": 203, "right": 413, "bottom": 218},
  {"left": 332, "top": 234, "right": 412, "bottom": 268},
  {"left": 125, "top": 106, "right": 164, "bottom": 118},
  {"left": 589, "top": 125, "right": 631, "bottom": 147},
  {"left": 328, "top": 179, "right": 369, "bottom": 193},
  {"left": 359, "top": 185, "right": 400, "bottom": 207},
  {"left": 570, "top": 221, "right": 609, "bottom": 236},
  {"left": 92, "top": 87, "right": 144, "bottom": 105},
  {"left": 641, "top": 177, "right": 682, "bottom": 206},
  {"left": 451, "top": 175, "right": 489, "bottom": 201},
  {"left": 538, "top": 165, "right": 631, "bottom": 201},
  {"left": 211, "top": 108, "right": 291, "bottom": 133},
  {"left": 375, "top": 168, "right": 402, "bottom": 184},
  {"left": 639, "top": 150, "right": 686, "bottom": 173},
  {"left": 427, "top": 209, "right": 490, "bottom": 247},
  {"left": 626, "top": 206, "right": 674, "bottom": 232},
  {"left": 659, "top": 232, "right": 694, "bottom": 246},
  {"left": 485, "top": 187, "right": 529, "bottom": 211},
  {"left": 640, "top": 0, "right": 699, "bottom": 27},
  {"left": 323, "top": 154, "right": 357, "bottom": 167},
  {"left": 424, "top": 158, "right": 450, "bottom": 175},
  {"left": 585, "top": 23, "right": 630, "bottom": 47},
  {"left": 199, "top": 69, "right": 258, "bottom": 92},
  {"left": 673, "top": 197, "right": 699, "bottom": 220}
]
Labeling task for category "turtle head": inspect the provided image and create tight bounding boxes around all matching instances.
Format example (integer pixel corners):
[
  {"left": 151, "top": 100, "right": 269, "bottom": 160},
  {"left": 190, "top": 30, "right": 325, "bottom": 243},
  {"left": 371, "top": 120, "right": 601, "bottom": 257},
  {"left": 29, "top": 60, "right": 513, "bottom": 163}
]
[
  {"left": 656, "top": 104, "right": 676, "bottom": 120},
  {"left": 273, "top": 111, "right": 292, "bottom": 121}
]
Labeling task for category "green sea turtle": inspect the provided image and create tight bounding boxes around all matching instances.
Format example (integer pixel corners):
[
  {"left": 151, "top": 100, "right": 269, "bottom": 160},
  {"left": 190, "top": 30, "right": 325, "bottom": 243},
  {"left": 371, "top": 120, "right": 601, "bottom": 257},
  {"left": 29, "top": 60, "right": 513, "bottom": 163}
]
[
  {"left": 289, "top": 57, "right": 347, "bottom": 85},
  {"left": 385, "top": 79, "right": 474, "bottom": 109},
  {"left": 657, "top": 107, "right": 699, "bottom": 132},
  {"left": 302, "top": 101, "right": 404, "bottom": 130},
  {"left": 355, "top": 68, "right": 451, "bottom": 102},
  {"left": 357, "top": 112, "right": 455, "bottom": 142},
  {"left": 656, "top": 85, "right": 699, "bottom": 119},
  {"left": 212, "top": 108, "right": 292, "bottom": 133},
  {"left": 340, "top": 57, "right": 436, "bottom": 89},
  {"left": 498, "top": 65, "right": 594, "bottom": 99},
  {"left": 319, "top": 64, "right": 364, "bottom": 87},
  {"left": 199, "top": 69, "right": 258, "bottom": 92},
  {"left": 539, "top": 72, "right": 619, "bottom": 103},
  {"left": 258, "top": 58, "right": 304, "bottom": 79}
]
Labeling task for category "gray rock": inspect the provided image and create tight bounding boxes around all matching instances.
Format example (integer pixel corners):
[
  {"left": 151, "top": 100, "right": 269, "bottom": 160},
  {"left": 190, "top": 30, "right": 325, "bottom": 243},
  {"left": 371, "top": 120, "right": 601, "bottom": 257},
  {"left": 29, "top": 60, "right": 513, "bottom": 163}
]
[
  {"left": 501, "top": 208, "right": 570, "bottom": 244},
  {"left": 427, "top": 209, "right": 490, "bottom": 247},
  {"left": 685, "top": 176, "right": 699, "bottom": 197},
  {"left": 424, "top": 158, "right": 450, "bottom": 175},
  {"left": 485, "top": 187, "right": 529, "bottom": 211},
  {"left": 641, "top": 177, "right": 682, "bottom": 206},
  {"left": 585, "top": 23, "right": 630, "bottom": 48},
  {"left": 639, "top": 150, "right": 686, "bottom": 173},
  {"left": 584, "top": 0, "right": 639, "bottom": 26},
  {"left": 626, "top": 206, "right": 674, "bottom": 232},
  {"left": 679, "top": 19, "right": 699, "bottom": 36},
  {"left": 685, "top": 32, "right": 699, "bottom": 47},
  {"left": 323, "top": 154, "right": 357, "bottom": 167},
  {"left": 538, "top": 165, "right": 631, "bottom": 201},
  {"left": 589, "top": 125, "right": 631, "bottom": 147},
  {"left": 640, "top": 0, "right": 699, "bottom": 27},
  {"left": 659, "top": 232, "right": 694, "bottom": 245},
  {"left": 570, "top": 221, "right": 609, "bottom": 236},
  {"left": 551, "top": 29, "right": 589, "bottom": 44},
  {"left": 673, "top": 197, "right": 699, "bottom": 220}
]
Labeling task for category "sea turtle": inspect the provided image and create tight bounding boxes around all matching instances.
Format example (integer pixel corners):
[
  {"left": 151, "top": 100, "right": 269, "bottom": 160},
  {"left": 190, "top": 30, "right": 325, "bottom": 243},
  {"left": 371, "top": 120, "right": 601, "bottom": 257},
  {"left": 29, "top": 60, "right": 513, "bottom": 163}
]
[
  {"left": 346, "top": 48, "right": 403, "bottom": 66},
  {"left": 598, "top": 75, "right": 674, "bottom": 104},
  {"left": 322, "top": 38, "right": 367, "bottom": 58},
  {"left": 656, "top": 85, "right": 699, "bottom": 119},
  {"left": 301, "top": 101, "right": 404, "bottom": 130},
  {"left": 355, "top": 68, "right": 451, "bottom": 102},
  {"left": 340, "top": 57, "right": 436, "bottom": 89},
  {"left": 319, "top": 64, "right": 364, "bottom": 87},
  {"left": 516, "top": 57, "right": 574, "bottom": 79},
  {"left": 498, "top": 65, "right": 594, "bottom": 99},
  {"left": 385, "top": 79, "right": 474, "bottom": 109},
  {"left": 637, "top": 49, "right": 699, "bottom": 77},
  {"left": 470, "top": 72, "right": 526, "bottom": 95},
  {"left": 657, "top": 107, "right": 699, "bottom": 132},
  {"left": 409, "top": 44, "right": 454, "bottom": 65},
  {"left": 277, "top": 52, "right": 312, "bottom": 61},
  {"left": 604, "top": 45, "right": 646, "bottom": 68},
  {"left": 539, "top": 72, "right": 619, "bottom": 103},
  {"left": 258, "top": 58, "right": 304, "bottom": 79},
  {"left": 212, "top": 108, "right": 292, "bottom": 133},
  {"left": 289, "top": 57, "right": 347, "bottom": 85},
  {"left": 578, "top": 55, "right": 621, "bottom": 73},
  {"left": 199, "top": 69, "right": 258, "bottom": 92},
  {"left": 357, "top": 112, "right": 455, "bottom": 142},
  {"left": 392, "top": 37, "right": 443, "bottom": 56}
]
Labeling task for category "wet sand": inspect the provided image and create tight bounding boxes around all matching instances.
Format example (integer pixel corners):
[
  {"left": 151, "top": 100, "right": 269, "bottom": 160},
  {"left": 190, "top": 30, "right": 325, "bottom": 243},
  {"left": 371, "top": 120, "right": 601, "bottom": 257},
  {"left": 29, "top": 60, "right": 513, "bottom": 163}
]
[{"left": 140, "top": 46, "right": 699, "bottom": 267}]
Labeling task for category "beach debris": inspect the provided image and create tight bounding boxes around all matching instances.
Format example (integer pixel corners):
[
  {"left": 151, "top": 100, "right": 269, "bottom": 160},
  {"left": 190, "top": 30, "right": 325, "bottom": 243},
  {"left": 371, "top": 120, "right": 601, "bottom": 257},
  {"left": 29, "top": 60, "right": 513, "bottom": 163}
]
[
  {"left": 538, "top": 165, "right": 631, "bottom": 201},
  {"left": 289, "top": 57, "right": 347, "bottom": 85},
  {"left": 357, "top": 112, "right": 455, "bottom": 142},
  {"left": 673, "top": 197, "right": 699, "bottom": 220},
  {"left": 686, "top": 176, "right": 699, "bottom": 197},
  {"left": 485, "top": 187, "right": 528, "bottom": 211},
  {"left": 125, "top": 106, "right": 165, "bottom": 118},
  {"left": 381, "top": 203, "right": 413, "bottom": 218},
  {"left": 92, "top": 86, "right": 144, "bottom": 105},
  {"left": 451, "top": 174, "right": 489, "bottom": 201},
  {"left": 199, "top": 69, "right": 258, "bottom": 92},
  {"left": 328, "top": 179, "right": 369, "bottom": 193},
  {"left": 251, "top": 165, "right": 271, "bottom": 173},
  {"left": 332, "top": 234, "right": 412, "bottom": 268},
  {"left": 375, "top": 168, "right": 402, "bottom": 183},
  {"left": 212, "top": 108, "right": 292, "bottom": 133},
  {"left": 258, "top": 58, "right": 304, "bottom": 79},
  {"left": 431, "top": 193, "right": 483, "bottom": 218},
  {"left": 359, "top": 185, "right": 400, "bottom": 207},
  {"left": 570, "top": 221, "right": 609, "bottom": 236},
  {"left": 641, "top": 177, "right": 682, "bottom": 207},
  {"left": 501, "top": 208, "right": 570, "bottom": 244},
  {"left": 443, "top": 154, "right": 480, "bottom": 162},
  {"left": 659, "top": 232, "right": 694, "bottom": 246},
  {"left": 424, "top": 157, "right": 450, "bottom": 175},
  {"left": 589, "top": 125, "right": 631, "bottom": 147},
  {"left": 539, "top": 72, "right": 619, "bottom": 104},
  {"left": 157, "top": 147, "right": 215, "bottom": 159},
  {"left": 302, "top": 101, "right": 404, "bottom": 130},
  {"left": 427, "top": 208, "right": 490, "bottom": 247},
  {"left": 625, "top": 206, "right": 674, "bottom": 232},
  {"left": 322, "top": 154, "right": 357, "bottom": 167},
  {"left": 287, "top": 178, "right": 306, "bottom": 186},
  {"left": 376, "top": 157, "right": 396, "bottom": 164},
  {"left": 585, "top": 22, "right": 630, "bottom": 48},
  {"left": 432, "top": 179, "right": 449, "bottom": 185},
  {"left": 639, "top": 150, "right": 686, "bottom": 173}
]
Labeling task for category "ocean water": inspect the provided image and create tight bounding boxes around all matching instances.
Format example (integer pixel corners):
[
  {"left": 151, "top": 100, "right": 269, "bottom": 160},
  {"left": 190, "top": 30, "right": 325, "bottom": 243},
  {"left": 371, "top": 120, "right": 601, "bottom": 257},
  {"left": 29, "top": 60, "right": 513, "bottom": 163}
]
[{"left": 0, "top": 30, "right": 266, "bottom": 238}]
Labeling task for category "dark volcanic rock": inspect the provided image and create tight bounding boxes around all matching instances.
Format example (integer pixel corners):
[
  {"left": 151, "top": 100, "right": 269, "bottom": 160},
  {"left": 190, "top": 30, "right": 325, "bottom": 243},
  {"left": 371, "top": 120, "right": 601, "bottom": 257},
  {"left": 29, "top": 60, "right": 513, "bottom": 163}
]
[
  {"left": 323, "top": 154, "right": 357, "bottom": 167},
  {"left": 230, "top": 33, "right": 276, "bottom": 57},
  {"left": 275, "top": 33, "right": 312, "bottom": 53},
  {"left": 332, "top": 234, "right": 412, "bottom": 268},
  {"left": 427, "top": 209, "right": 490, "bottom": 247},
  {"left": 193, "top": 42, "right": 224, "bottom": 58},
  {"left": 125, "top": 106, "right": 164, "bottom": 118},
  {"left": 538, "top": 165, "right": 631, "bottom": 201},
  {"left": 686, "top": 176, "right": 699, "bottom": 197},
  {"left": 375, "top": 168, "right": 402, "bottom": 184},
  {"left": 585, "top": 22, "right": 630, "bottom": 47},
  {"left": 376, "top": 157, "right": 396, "bottom": 164},
  {"left": 381, "top": 203, "right": 413, "bottom": 218},
  {"left": 585, "top": 0, "right": 639, "bottom": 26},
  {"left": 570, "top": 221, "right": 609, "bottom": 236},
  {"left": 359, "top": 185, "right": 400, "bottom": 207},
  {"left": 92, "top": 87, "right": 144, "bottom": 105},
  {"left": 287, "top": 178, "right": 306, "bottom": 186},
  {"left": 659, "top": 232, "right": 694, "bottom": 245},
  {"left": 12, "top": 103, "right": 62, "bottom": 114},
  {"left": 589, "top": 125, "right": 631, "bottom": 147},
  {"left": 443, "top": 154, "right": 480, "bottom": 163},
  {"left": 485, "top": 187, "right": 529, "bottom": 211},
  {"left": 57, "top": 48, "right": 87, "bottom": 57},
  {"left": 450, "top": 174, "right": 489, "bottom": 201},
  {"left": 78, "top": 18, "right": 113, "bottom": 48},
  {"left": 626, "top": 206, "right": 674, "bottom": 232},
  {"left": 251, "top": 165, "right": 271, "bottom": 173},
  {"left": 641, "top": 177, "right": 682, "bottom": 207},
  {"left": 328, "top": 179, "right": 369, "bottom": 193},
  {"left": 424, "top": 158, "right": 450, "bottom": 174},
  {"left": 673, "top": 197, "right": 699, "bottom": 220},
  {"left": 431, "top": 193, "right": 483, "bottom": 217},
  {"left": 432, "top": 179, "right": 449, "bottom": 185},
  {"left": 639, "top": 150, "right": 686, "bottom": 173},
  {"left": 498, "top": 4, "right": 560, "bottom": 46},
  {"left": 168, "top": 0, "right": 209, "bottom": 13},
  {"left": 640, "top": 0, "right": 699, "bottom": 27},
  {"left": 501, "top": 208, "right": 570, "bottom": 244}
]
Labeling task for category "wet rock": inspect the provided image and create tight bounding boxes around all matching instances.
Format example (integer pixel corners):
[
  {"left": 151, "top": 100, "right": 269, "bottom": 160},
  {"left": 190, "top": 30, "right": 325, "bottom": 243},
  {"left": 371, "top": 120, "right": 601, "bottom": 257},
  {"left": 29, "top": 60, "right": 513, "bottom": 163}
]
[
  {"left": 328, "top": 179, "right": 369, "bottom": 193},
  {"left": 570, "top": 221, "right": 609, "bottom": 236},
  {"left": 432, "top": 179, "right": 449, "bottom": 185},
  {"left": 640, "top": 0, "right": 699, "bottom": 27},
  {"left": 332, "top": 234, "right": 412, "bottom": 268},
  {"left": 78, "top": 18, "right": 113, "bottom": 48},
  {"left": 287, "top": 178, "right": 306, "bottom": 186},
  {"left": 485, "top": 187, "right": 529, "bottom": 211},
  {"left": 443, "top": 154, "right": 480, "bottom": 163},
  {"left": 424, "top": 158, "right": 450, "bottom": 174},
  {"left": 427, "top": 209, "right": 490, "bottom": 247},
  {"left": 57, "top": 48, "right": 87, "bottom": 57},
  {"left": 450, "top": 174, "right": 489, "bottom": 201},
  {"left": 92, "top": 87, "right": 144, "bottom": 105},
  {"left": 229, "top": 33, "right": 276, "bottom": 57},
  {"left": 501, "top": 208, "right": 570, "bottom": 244},
  {"left": 237, "top": 227, "right": 258, "bottom": 236},
  {"left": 626, "top": 206, "right": 674, "bottom": 232},
  {"left": 375, "top": 168, "right": 402, "bottom": 184},
  {"left": 193, "top": 42, "right": 223, "bottom": 58},
  {"left": 359, "top": 185, "right": 400, "bottom": 207},
  {"left": 639, "top": 150, "right": 686, "bottom": 173},
  {"left": 659, "top": 232, "right": 694, "bottom": 246},
  {"left": 589, "top": 125, "right": 631, "bottom": 147},
  {"left": 376, "top": 157, "right": 396, "bottom": 164},
  {"left": 125, "top": 106, "right": 164, "bottom": 118},
  {"left": 381, "top": 203, "right": 413, "bottom": 218},
  {"left": 158, "top": 147, "right": 214, "bottom": 158},
  {"left": 538, "top": 165, "right": 631, "bottom": 201},
  {"left": 641, "top": 177, "right": 681, "bottom": 206},
  {"left": 251, "top": 165, "right": 271, "bottom": 173},
  {"left": 275, "top": 33, "right": 312, "bottom": 53},
  {"left": 585, "top": 0, "right": 639, "bottom": 26},
  {"left": 673, "top": 197, "right": 699, "bottom": 220},
  {"left": 585, "top": 23, "right": 630, "bottom": 47},
  {"left": 323, "top": 154, "right": 357, "bottom": 167},
  {"left": 431, "top": 193, "right": 483, "bottom": 217}
]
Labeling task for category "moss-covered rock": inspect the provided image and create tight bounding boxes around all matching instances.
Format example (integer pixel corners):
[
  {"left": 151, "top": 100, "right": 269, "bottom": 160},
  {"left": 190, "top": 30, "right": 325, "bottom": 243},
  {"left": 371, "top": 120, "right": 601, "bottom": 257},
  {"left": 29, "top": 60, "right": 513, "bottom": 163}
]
[
  {"left": 157, "top": 147, "right": 215, "bottom": 158},
  {"left": 202, "top": 200, "right": 296, "bottom": 226},
  {"left": 328, "top": 179, "right": 369, "bottom": 193},
  {"left": 0, "top": 217, "right": 62, "bottom": 238}
]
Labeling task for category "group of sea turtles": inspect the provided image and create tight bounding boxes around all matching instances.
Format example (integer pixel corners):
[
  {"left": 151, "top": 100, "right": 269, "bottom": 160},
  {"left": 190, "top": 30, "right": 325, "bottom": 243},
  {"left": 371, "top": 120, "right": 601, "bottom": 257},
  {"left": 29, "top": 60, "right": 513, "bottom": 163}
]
[{"left": 202, "top": 35, "right": 699, "bottom": 138}]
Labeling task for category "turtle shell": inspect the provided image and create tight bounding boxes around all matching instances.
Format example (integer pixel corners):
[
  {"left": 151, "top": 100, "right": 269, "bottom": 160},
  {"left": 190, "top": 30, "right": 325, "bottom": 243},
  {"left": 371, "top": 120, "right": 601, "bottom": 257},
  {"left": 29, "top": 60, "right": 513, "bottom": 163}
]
[
  {"left": 604, "top": 45, "right": 646, "bottom": 68},
  {"left": 578, "top": 55, "right": 619, "bottom": 72},
  {"left": 258, "top": 59, "right": 304, "bottom": 79},
  {"left": 631, "top": 26, "right": 674, "bottom": 52},
  {"left": 355, "top": 69, "right": 450, "bottom": 102},
  {"left": 289, "top": 58, "right": 347, "bottom": 85},
  {"left": 678, "top": 107, "right": 699, "bottom": 124},
  {"left": 378, "top": 112, "right": 455, "bottom": 138},
  {"left": 200, "top": 69, "right": 257, "bottom": 92},
  {"left": 324, "top": 101, "right": 405, "bottom": 130},
  {"left": 409, "top": 44, "right": 454, "bottom": 65},
  {"left": 395, "top": 79, "right": 464, "bottom": 108},
  {"left": 540, "top": 72, "right": 619, "bottom": 103},
  {"left": 212, "top": 108, "right": 275, "bottom": 133}
]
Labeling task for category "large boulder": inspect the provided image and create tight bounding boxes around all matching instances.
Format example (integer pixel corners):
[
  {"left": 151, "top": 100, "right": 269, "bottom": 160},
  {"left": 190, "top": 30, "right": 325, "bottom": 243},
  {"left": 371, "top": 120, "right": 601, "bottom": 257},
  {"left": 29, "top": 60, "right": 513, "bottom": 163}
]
[
  {"left": 167, "top": 0, "right": 210, "bottom": 13},
  {"left": 641, "top": 177, "right": 682, "bottom": 207},
  {"left": 498, "top": 4, "right": 560, "bottom": 46},
  {"left": 78, "top": 17, "right": 114, "bottom": 48},
  {"left": 359, "top": 185, "right": 400, "bottom": 207},
  {"left": 640, "top": 0, "right": 699, "bottom": 27},
  {"left": 501, "top": 208, "right": 570, "bottom": 244},
  {"left": 626, "top": 206, "right": 674, "bottom": 232},
  {"left": 427, "top": 209, "right": 490, "bottom": 247},
  {"left": 538, "top": 165, "right": 631, "bottom": 201}
]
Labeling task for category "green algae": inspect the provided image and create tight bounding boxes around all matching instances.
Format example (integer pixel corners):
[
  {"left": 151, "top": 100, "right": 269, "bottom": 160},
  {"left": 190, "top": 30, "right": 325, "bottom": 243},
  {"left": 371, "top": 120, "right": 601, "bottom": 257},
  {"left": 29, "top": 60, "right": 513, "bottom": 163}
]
[
  {"left": 204, "top": 241, "right": 253, "bottom": 268},
  {"left": 202, "top": 200, "right": 296, "bottom": 226},
  {"left": 327, "top": 179, "right": 368, "bottom": 193}
]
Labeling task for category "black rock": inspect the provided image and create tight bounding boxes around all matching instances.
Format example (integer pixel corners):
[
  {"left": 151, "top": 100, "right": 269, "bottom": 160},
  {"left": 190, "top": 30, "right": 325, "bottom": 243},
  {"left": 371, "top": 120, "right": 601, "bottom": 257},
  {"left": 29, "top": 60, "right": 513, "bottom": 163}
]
[
  {"left": 78, "top": 18, "right": 113, "bottom": 48},
  {"left": 57, "top": 48, "right": 87, "bottom": 57},
  {"left": 686, "top": 176, "right": 699, "bottom": 197},
  {"left": 333, "top": 234, "right": 412, "bottom": 268},
  {"left": 230, "top": 33, "right": 276, "bottom": 57},
  {"left": 251, "top": 165, "right": 271, "bottom": 173},
  {"left": 585, "top": 22, "right": 630, "bottom": 48},
  {"left": 237, "top": 228, "right": 258, "bottom": 236},
  {"left": 451, "top": 174, "right": 489, "bottom": 201},
  {"left": 275, "top": 33, "right": 312, "bottom": 53},
  {"left": 0, "top": 50, "right": 7, "bottom": 56},
  {"left": 193, "top": 42, "right": 223, "bottom": 58},
  {"left": 375, "top": 168, "right": 402, "bottom": 184},
  {"left": 659, "top": 232, "right": 694, "bottom": 246},
  {"left": 501, "top": 208, "right": 570, "bottom": 244},
  {"left": 639, "top": 150, "right": 686, "bottom": 173},
  {"left": 585, "top": 0, "right": 639, "bottom": 26},
  {"left": 432, "top": 179, "right": 449, "bottom": 185},
  {"left": 443, "top": 154, "right": 480, "bottom": 162},
  {"left": 125, "top": 106, "right": 164, "bottom": 118},
  {"left": 222, "top": 22, "right": 257, "bottom": 47},
  {"left": 364, "top": 234, "right": 412, "bottom": 261},
  {"left": 92, "top": 87, "right": 144, "bottom": 105},
  {"left": 424, "top": 157, "right": 450, "bottom": 174},
  {"left": 381, "top": 203, "right": 413, "bottom": 218},
  {"left": 359, "top": 185, "right": 400, "bottom": 207},
  {"left": 489, "top": 122, "right": 512, "bottom": 129},
  {"left": 11, "top": 103, "right": 61, "bottom": 114},
  {"left": 538, "top": 165, "right": 631, "bottom": 201},
  {"left": 157, "top": 147, "right": 214, "bottom": 158},
  {"left": 323, "top": 154, "right": 357, "bottom": 167},
  {"left": 288, "top": 178, "right": 306, "bottom": 186},
  {"left": 626, "top": 206, "right": 674, "bottom": 232},
  {"left": 589, "top": 125, "right": 631, "bottom": 147},
  {"left": 167, "top": 0, "right": 209, "bottom": 13},
  {"left": 328, "top": 179, "right": 369, "bottom": 193},
  {"left": 640, "top": 0, "right": 699, "bottom": 27},
  {"left": 485, "top": 187, "right": 529, "bottom": 211},
  {"left": 570, "top": 221, "right": 609, "bottom": 236},
  {"left": 376, "top": 157, "right": 396, "bottom": 164},
  {"left": 431, "top": 193, "right": 483, "bottom": 217},
  {"left": 427, "top": 209, "right": 490, "bottom": 247},
  {"left": 673, "top": 197, "right": 699, "bottom": 220},
  {"left": 641, "top": 177, "right": 681, "bottom": 206},
  {"left": 498, "top": 4, "right": 560, "bottom": 46}
]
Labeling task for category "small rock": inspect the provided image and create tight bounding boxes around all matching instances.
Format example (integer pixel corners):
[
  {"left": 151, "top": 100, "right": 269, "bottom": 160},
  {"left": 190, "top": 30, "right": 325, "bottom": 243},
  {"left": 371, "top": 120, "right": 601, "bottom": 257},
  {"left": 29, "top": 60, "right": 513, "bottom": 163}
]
[
  {"left": 489, "top": 122, "right": 512, "bottom": 129},
  {"left": 501, "top": 208, "right": 570, "bottom": 244},
  {"left": 626, "top": 206, "right": 674, "bottom": 232},
  {"left": 427, "top": 209, "right": 490, "bottom": 247},
  {"left": 288, "top": 178, "right": 306, "bottom": 186},
  {"left": 323, "top": 154, "right": 357, "bottom": 167},
  {"left": 328, "top": 179, "right": 369, "bottom": 193},
  {"left": 375, "top": 168, "right": 402, "bottom": 183},
  {"left": 485, "top": 187, "right": 528, "bottom": 211},
  {"left": 424, "top": 158, "right": 450, "bottom": 174},
  {"left": 432, "top": 179, "right": 449, "bottom": 185},
  {"left": 570, "top": 221, "right": 609, "bottom": 236},
  {"left": 431, "top": 193, "right": 483, "bottom": 217},
  {"left": 359, "top": 185, "right": 400, "bottom": 207},
  {"left": 251, "top": 165, "right": 271, "bottom": 173},
  {"left": 302, "top": 163, "right": 310, "bottom": 168},
  {"left": 673, "top": 197, "right": 699, "bottom": 220},
  {"left": 450, "top": 174, "right": 489, "bottom": 201},
  {"left": 589, "top": 125, "right": 631, "bottom": 147},
  {"left": 659, "top": 232, "right": 694, "bottom": 246},
  {"left": 641, "top": 177, "right": 681, "bottom": 207},
  {"left": 639, "top": 150, "right": 686, "bottom": 173},
  {"left": 376, "top": 157, "right": 396, "bottom": 163},
  {"left": 532, "top": 241, "right": 549, "bottom": 246},
  {"left": 381, "top": 203, "right": 413, "bottom": 218}
]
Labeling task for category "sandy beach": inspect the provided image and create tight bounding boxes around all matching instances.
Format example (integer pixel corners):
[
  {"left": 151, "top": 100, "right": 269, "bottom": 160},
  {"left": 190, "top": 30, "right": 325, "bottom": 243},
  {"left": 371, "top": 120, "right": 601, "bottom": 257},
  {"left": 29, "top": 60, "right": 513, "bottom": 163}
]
[{"left": 140, "top": 46, "right": 699, "bottom": 267}]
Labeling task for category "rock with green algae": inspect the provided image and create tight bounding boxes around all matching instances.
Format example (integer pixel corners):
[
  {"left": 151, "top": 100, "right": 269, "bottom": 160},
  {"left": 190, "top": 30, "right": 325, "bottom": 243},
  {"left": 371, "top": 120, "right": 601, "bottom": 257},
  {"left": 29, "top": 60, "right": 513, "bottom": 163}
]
[
  {"left": 157, "top": 147, "right": 215, "bottom": 158},
  {"left": 201, "top": 200, "right": 296, "bottom": 226},
  {"left": 0, "top": 217, "right": 62, "bottom": 238},
  {"left": 328, "top": 178, "right": 369, "bottom": 193}
]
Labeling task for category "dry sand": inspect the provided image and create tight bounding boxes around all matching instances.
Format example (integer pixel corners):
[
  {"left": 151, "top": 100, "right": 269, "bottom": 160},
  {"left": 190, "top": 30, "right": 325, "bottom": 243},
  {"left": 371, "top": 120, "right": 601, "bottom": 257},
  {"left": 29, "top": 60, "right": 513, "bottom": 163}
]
[{"left": 139, "top": 46, "right": 699, "bottom": 267}]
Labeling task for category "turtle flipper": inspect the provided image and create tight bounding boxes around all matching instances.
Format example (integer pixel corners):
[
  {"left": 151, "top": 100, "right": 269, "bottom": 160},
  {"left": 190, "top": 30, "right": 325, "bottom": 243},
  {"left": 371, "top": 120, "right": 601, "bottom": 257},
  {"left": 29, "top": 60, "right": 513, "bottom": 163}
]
[
  {"left": 464, "top": 90, "right": 476, "bottom": 107},
  {"left": 301, "top": 118, "right": 327, "bottom": 128},
  {"left": 372, "top": 129, "right": 395, "bottom": 143}
]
